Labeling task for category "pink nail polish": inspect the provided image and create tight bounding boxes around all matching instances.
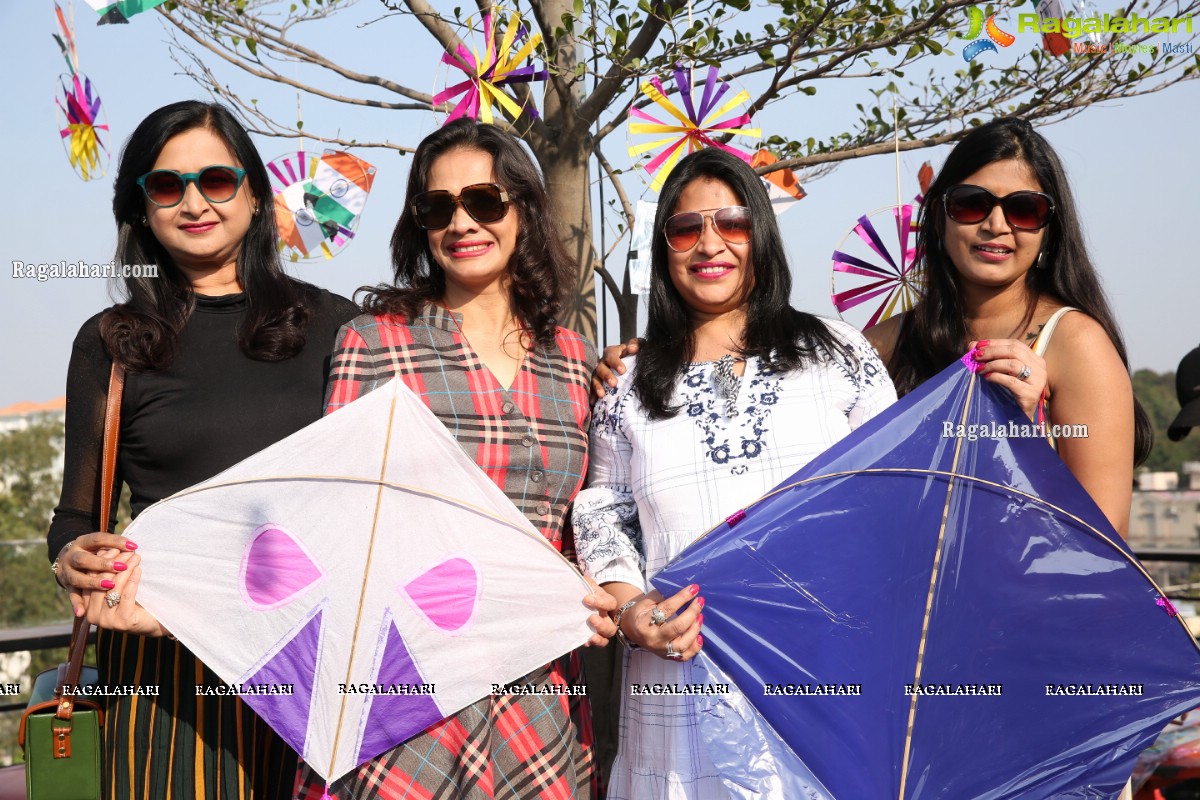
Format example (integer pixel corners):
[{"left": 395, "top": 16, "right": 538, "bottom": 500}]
[
  {"left": 698, "top": 614, "right": 704, "bottom": 626},
  {"left": 697, "top": 596, "right": 705, "bottom": 609},
  {"left": 125, "top": 541, "right": 138, "bottom": 550},
  {"left": 101, "top": 579, "right": 115, "bottom": 589},
  {"left": 113, "top": 562, "right": 127, "bottom": 572},
  {"left": 688, "top": 584, "right": 700, "bottom": 596},
  {"left": 977, "top": 339, "right": 990, "bottom": 349},
  {"left": 697, "top": 635, "right": 704, "bottom": 648}
]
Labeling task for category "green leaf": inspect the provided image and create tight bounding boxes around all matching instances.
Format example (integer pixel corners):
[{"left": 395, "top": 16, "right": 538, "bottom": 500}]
[{"left": 246, "top": 38, "right": 257, "bottom": 56}]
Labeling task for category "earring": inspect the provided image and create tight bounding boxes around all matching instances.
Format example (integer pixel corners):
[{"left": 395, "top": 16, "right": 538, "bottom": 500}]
[
  {"left": 140, "top": 215, "right": 149, "bottom": 226},
  {"left": 1034, "top": 252, "right": 1043, "bottom": 269}
]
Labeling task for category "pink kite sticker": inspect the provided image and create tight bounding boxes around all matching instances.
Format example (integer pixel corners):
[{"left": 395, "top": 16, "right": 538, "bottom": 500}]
[
  {"left": 402, "top": 557, "right": 480, "bottom": 634},
  {"left": 241, "top": 524, "right": 326, "bottom": 609}
]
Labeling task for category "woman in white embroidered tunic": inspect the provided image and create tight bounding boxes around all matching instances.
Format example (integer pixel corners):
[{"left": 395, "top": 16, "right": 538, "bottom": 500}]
[{"left": 571, "top": 149, "right": 896, "bottom": 798}]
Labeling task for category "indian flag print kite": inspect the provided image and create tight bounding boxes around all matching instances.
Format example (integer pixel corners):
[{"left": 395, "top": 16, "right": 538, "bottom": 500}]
[{"left": 268, "top": 150, "right": 377, "bottom": 262}]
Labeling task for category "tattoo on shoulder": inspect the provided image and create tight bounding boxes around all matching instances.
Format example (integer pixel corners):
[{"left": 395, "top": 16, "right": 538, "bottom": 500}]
[{"left": 1025, "top": 323, "right": 1045, "bottom": 344}]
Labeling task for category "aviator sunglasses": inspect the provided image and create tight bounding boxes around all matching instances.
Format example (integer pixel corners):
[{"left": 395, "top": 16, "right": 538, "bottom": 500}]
[
  {"left": 137, "top": 165, "right": 248, "bottom": 208},
  {"left": 943, "top": 184, "right": 1056, "bottom": 232},
  {"left": 663, "top": 206, "right": 753, "bottom": 252},
  {"left": 411, "top": 183, "right": 511, "bottom": 230}
]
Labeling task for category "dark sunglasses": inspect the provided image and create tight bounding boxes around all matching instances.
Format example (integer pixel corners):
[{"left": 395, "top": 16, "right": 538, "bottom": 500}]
[
  {"left": 943, "top": 184, "right": 1055, "bottom": 232},
  {"left": 663, "top": 206, "right": 752, "bottom": 252},
  {"left": 137, "top": 165, "right": 248, "bottom": 208},
  {"left": 411, "top": 183, "right": 511, "bottom": 230}
]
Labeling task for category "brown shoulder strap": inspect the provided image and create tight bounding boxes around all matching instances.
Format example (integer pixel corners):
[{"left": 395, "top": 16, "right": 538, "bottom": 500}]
[{"left": 56, "top": 361, "right": 125, "bottom": 721}]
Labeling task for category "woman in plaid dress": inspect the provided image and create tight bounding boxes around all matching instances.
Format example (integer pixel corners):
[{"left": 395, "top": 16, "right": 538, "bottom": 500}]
[{"left": 294, "top": 119, "right": 616, "bottom": 800}]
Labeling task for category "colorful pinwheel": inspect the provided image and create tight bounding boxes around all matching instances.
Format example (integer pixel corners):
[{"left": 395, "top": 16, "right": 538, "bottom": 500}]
[
  {"left": 628, "top": 65, "right": 761, "bottom": 191},
  {"left": 53, "top": 2, "right": 109, "bottom": 181},
  {"left": 432, "top": 9, "right": 548, "bottom": 125},
  {"left": 830, "top": 204, "right": 925, "bottom": 331},
  {"left": 267, "top": 150, "right": 377, "bottom": 262}
]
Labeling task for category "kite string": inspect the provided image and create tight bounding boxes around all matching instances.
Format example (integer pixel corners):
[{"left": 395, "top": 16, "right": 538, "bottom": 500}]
[{"left": 894, "top": 94, "right": 901, "bottom": 210}]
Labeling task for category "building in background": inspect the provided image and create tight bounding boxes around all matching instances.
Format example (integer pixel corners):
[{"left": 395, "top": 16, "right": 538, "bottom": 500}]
[{"left": 1129, "top": 463, "right": 1200, "bottom": 589}]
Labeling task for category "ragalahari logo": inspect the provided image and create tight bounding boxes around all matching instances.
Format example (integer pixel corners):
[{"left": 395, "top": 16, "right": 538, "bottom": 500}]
[{"left": 962, "top": 8, "right": 1017, "bottom": 61}]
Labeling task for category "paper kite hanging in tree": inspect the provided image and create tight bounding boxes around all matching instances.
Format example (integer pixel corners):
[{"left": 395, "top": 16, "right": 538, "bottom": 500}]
[
  {"left": 628, "top": 65, "right": 761, "bottom": 192},
  {"left": 432, "top": 9, "right": 548, "bottom": 126},
  {"left": 80, "top": 0, "right": 169, "bottom": 24},
  {"left": 267, "top": 150, "right": 377, "bottom": 262},
  {"left": 53, "top": 2, "right": 110, "bottom": 181}
]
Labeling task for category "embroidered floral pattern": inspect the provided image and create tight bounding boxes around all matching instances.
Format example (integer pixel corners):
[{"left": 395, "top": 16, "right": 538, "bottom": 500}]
[{"left": 682, "top": 358, "right": 781, "bottom": 471}]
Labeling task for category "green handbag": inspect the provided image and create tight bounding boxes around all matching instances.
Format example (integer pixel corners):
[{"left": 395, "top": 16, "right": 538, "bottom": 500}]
[
  {"left": 19, "top": 361, "right": 124, "bottom": 800},
  {"left": 18, "top": 618, "right": 104, "bottom": 800}
]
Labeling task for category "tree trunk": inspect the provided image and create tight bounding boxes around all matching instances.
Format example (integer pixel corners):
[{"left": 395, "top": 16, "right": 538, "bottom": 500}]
[{"left": 536, "top": 136, "right": 598, "bottom": 343}]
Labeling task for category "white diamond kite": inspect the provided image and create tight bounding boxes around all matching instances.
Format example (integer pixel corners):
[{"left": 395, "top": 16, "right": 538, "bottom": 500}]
[{"left": 130, "top": 378, "right": 595, "bottom": 784}]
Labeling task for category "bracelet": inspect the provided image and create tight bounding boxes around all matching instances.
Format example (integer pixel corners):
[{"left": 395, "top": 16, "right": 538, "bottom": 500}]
[
  {"left": 50, "top": 539, "right": 76, "bottom": 586},
  {"left": 613, "top": 598, "right": 641, "bottom": 651}
]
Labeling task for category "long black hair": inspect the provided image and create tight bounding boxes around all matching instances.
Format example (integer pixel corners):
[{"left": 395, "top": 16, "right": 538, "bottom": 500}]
[
  {"left": 633, "top": 148, "right": 851, "bottom": 419},
  {"left": 102, "top": 100, "right": 315, "bottom": 370},
  {"left": 364, "top": 119, "right": 570, "bottom": 349},
  {"left": 892, "top": 117, "right": 1151, "bottom": 463}
]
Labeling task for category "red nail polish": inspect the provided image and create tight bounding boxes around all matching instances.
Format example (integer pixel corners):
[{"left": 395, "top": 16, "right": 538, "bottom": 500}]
[
  {"left": 125, "top": 541, "right": 138, "bottom": 550},
  {"left": 977, "top": 339, "right": 990, "bottom": 349},
  {"left": 689, "top": 584, "right": 700, "bottom": 595},
  {"left": 113, "top": 562, "right": 127, "bottom": 572},
  {"left": 101, "top": 579, "right": 115, "bottom": 589},
  {"left": 697, "top": 635, "right": 704, "bottom": 648},
  {"left": 697, "top": 596, "right": 705, "bottom": 609},
  {"left": 698, "top": 614, "right": 704, "bottom": 626}
]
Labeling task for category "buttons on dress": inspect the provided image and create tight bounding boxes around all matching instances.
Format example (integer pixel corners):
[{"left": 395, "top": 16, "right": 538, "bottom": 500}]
[
  {"left": 521, "top": 434, "right": 534, "bottom": 447},
  {"left": 535, "top": 501, "right": 551, "bottom": 516},
  {"left": 530, "top": 470, "right": 544, "bottom": 483},
  {"left": 502, "top": 401, "right": 515, "bottom": 414}
]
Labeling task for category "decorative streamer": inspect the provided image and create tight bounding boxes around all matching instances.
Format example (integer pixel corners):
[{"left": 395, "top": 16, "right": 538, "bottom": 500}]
[
  {"left": 627, "top": 65, "right": 761, "bottom": 191},
  {"left": 431, "top": 9, "right": 548, "bottom": 126}
]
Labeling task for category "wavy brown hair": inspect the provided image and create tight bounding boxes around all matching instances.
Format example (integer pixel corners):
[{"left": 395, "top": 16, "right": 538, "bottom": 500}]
[
  {"left": 363, "top": 119, "right": 571, "bottom": 348},
  {"left": 103, "top": 100, "right": 316, "bottom": 371}
]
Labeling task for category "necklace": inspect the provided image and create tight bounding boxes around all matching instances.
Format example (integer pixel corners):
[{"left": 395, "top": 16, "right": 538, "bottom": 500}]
[{"left": 713, "top": 354, "right": 744, "bottom": 418}]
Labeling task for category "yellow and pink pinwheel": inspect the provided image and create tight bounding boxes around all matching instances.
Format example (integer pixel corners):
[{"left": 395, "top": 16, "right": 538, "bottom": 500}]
[
  {"left": 628, "top": 65, "right": 761, "bottom": 192},
  {"left": 433, "top": 10, "right": 548, "bottom": 125}
]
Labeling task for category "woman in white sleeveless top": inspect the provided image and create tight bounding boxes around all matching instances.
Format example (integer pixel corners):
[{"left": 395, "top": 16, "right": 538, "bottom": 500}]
[{"left": 866, "top": 117, "right": 1150, "bottom": 538}]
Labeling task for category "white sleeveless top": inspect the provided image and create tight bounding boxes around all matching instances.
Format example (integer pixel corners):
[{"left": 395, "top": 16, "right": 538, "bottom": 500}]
[{"left": 1031, "top": 306, "right": 1079, "bottom": 449}]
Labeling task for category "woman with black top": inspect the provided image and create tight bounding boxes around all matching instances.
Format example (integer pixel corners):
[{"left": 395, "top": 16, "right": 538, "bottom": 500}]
[{"left": 47, "top": 100, "right": 357, "bottom": 799}]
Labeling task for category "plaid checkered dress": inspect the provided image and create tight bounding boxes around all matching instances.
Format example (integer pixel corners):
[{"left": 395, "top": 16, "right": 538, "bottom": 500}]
[{"left": 294, "top": 304, "right": 599, "bottom": 800}]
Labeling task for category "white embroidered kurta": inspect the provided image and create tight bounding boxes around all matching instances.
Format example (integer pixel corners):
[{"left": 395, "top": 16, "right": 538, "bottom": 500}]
[{"left": 573, "top": 319, "right": 896, "bottom": 799}]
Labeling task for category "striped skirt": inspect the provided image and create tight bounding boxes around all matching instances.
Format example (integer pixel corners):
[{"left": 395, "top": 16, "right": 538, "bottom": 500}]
[{"left": 97, "top": 629, "right": 297, "bottom": 799}]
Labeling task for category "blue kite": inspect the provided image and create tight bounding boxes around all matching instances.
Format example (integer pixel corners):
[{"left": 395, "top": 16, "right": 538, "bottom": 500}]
[{"left": 655, "top": 354, "right": 1200, "bottom": 799}]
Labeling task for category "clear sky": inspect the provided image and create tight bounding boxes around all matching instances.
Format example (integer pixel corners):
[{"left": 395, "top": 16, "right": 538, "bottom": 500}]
[{"left": 1, "top": 1, "right": 1197, "bottom": 408}]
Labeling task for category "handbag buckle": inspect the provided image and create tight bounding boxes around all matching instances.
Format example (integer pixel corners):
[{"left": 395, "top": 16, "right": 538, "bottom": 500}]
[{"left": 52, "top": 719, "right": 73, "bottom": 759}]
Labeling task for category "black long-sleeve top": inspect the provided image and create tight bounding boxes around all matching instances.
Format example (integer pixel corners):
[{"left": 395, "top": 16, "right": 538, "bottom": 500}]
[{"left": 47, "top": 288, "right": 359, "bottom": 560}]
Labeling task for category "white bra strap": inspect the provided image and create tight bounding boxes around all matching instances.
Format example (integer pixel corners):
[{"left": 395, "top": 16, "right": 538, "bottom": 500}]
[{"left": 1032, "top": 307, "right": 1079, "bottom": 357}]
